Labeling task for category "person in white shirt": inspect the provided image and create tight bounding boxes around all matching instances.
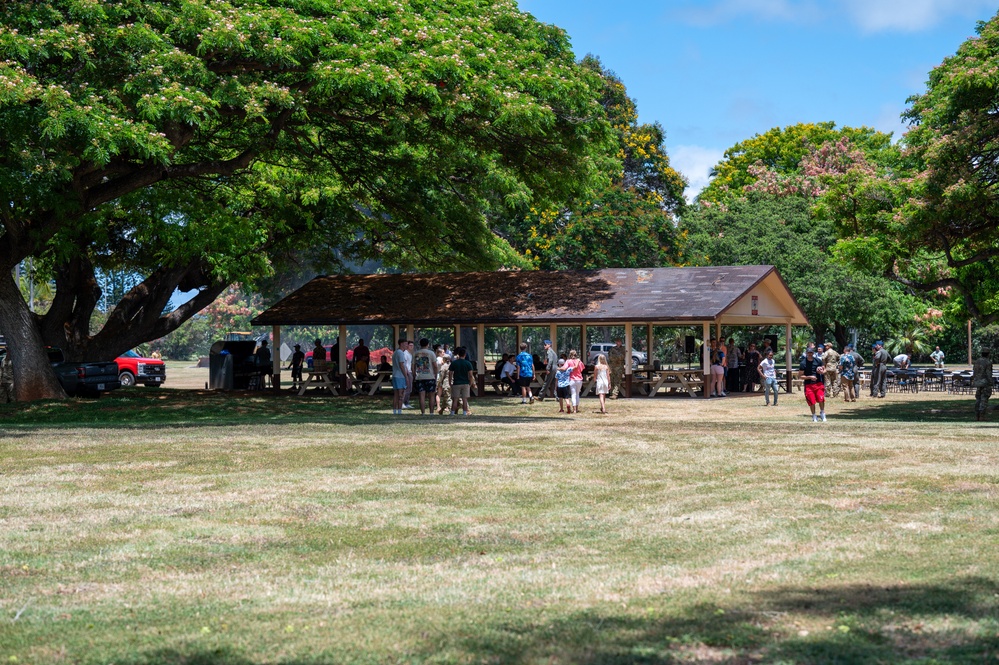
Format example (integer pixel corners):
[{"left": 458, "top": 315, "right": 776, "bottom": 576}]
[{"left": 758, "top": 349, "right": 779, "bottom": 406}]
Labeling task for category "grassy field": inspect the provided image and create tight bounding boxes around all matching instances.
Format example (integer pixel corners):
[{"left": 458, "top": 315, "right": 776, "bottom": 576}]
[{"left": 1, "top": 387, "right": 997, "bottom": 664}]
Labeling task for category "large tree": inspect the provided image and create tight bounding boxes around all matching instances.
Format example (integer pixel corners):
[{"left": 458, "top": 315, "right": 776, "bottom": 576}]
[
  {"left": 680, "top": 193, "right": 919, "bottom": 346},
  {"left": 0, "top": 0, "right": 614, "bottom": 400},
  {"left": 500, "top": 56, "right": 687, "bottom": 270},
  {"left": 834, "top": 11, "right": 999, "bottom": 324}
]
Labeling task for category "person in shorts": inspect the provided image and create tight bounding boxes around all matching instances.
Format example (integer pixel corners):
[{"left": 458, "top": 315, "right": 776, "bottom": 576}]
[
  {"left": 448, "top": 346, "right": 475, "bottom": 415},
  {"left": 391, "top": 338, "right": 409, "bottom": 415},
  {"left": 554, "top": 358, "right": 572, "bottom": 414},
  {"left": 514, "top": 342, "right": 535, "bottom": 404},
  {"left": 412, "top": 338, "right": 438, "bottom": 415},
  {"left": 800, "top": 347, "right": 827, "bottom": 422}
]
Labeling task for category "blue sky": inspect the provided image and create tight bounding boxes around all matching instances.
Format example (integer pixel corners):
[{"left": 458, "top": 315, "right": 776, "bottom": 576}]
[{"left": 517, "top": 0, "right": 998, "bottom": 198}]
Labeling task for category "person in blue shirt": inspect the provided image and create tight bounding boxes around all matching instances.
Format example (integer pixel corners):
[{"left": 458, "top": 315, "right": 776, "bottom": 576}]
[
  {"left": 554, "top": 358, "right": 573, "bottom": 414},
  {"left": 514, "top": 342, "right": 535, "bottom": 404}
]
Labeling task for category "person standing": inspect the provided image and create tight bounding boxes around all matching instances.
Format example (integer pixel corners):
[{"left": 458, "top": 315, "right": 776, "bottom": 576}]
[
  {"left": 931, "top": 346, "right": 946, "bottom": 369},
  {"left": 353, "top": 338, "right": 371, "bottom": 378},
  {"left": 565, "top": 349, "right": 584, "bottom": 414},
  {"left": 758, "top": 348, "right": 779, "bottom": 406},
  {"left": 312, "top": 338, "right": 326, "bottom": 367},
  {"left": 412, "top": 338, "right": 438, "bottom": 415},
  {"left": 514, "top": 342, "right": 535, "bottom": 404},
  {"left": 972, "top": 350, "right": 993, "bottom": 421},
  {"left": 744, "top": 342, "right": 761, "bottom": 393},
  {"left": 594, "top": 354, "right": 610, "bottom": 414},
  {"left": 539, "top": 339, "right": 558, "bottom": 401},
  {"left": 448, "top": 347, "right": 475, "bottom": 416},
  {"left": 822, "top": 343, "right": 841, "bottom": 399},
  {"left": 436, "top": 348, "right": 452, "bottom": 415},
  {"left": 838, "top": 344, "right": 858, "bottom": 402},
  {"left": 287, "top": 343, "right": 305, "bottom": 390},
  {"left": 402, "top": 340, "right": 414, "bottom": 408},
  {"left": 800, "top": 347, "right": 827, "bottom": 422},
  {"left": 607, "top": 337, "right": 627, "bottom": 399},
  {"left": 871, "top": 341, "right": 890, "bottom": 398},
  {"left": 554, "top": 358, "right": 572, "bottom": 414},
  {"left": 726, "top": 337, "right": 742, "bottom": 393},
  {"left": 710, "top": 340, "right": 726, "bottom": 397},
  {"left": 391, "top": 338, "right": 409, "bottom": 415}
]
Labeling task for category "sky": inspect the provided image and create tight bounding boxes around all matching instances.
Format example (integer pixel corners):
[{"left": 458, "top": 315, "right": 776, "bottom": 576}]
[{"left": 516, "top": 0, "right": 998, "bottom": 199}]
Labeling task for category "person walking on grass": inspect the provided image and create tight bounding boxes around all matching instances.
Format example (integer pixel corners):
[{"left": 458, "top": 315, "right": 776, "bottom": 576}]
[
  {"left": 822, "top": 343, "right": 841, "bottom": 399},
  {"left": 539, "top": 339, "right": 558, "bottom": 401},
  {"left": 436, "top": 348, "right": 452, "bottom": 415},
  {"left": 448, "top": 346, "right": 475, "bottom": 416},
  {"left": 758, "top": 348, "right": 779, "bottom": 406},
  {"left": 514, "top": 342, "right": 535, "bottom": 404},
  {"left": 594, "top": 354, "right": 610, "bottom": 414},
  {"left": 412, "top": 338, "right": 438, "bottom": 415},
  {"left": 838, "top": 344, "right": 858, "bottom": 402},
  {"left": 287, "top": 343, "right": 305, "bottom": 390},
  {"left": 800, "top": 347, "right": 827, "bottom": 422},
  {"left": 565, "top": 349, "right": 584, "bottom": 414},
  {"left": 871, "top": 341, "right": 890, "bottom": 398},
  {"left": 972, "top": 349, "right": 993, "bottom": 421},
  {"left": 554, "top": 358, "right": 572, "bottom": 414},
  {"left": 391, "top": 338, "right": 409, "bottom": 415}
]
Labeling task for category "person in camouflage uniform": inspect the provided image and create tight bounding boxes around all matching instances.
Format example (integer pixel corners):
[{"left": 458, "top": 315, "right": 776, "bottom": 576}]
[
  {"left": 972, "top": 350, "right": 993, "bottom": 421},
  {"left": 608, "top": 337, "right": 627, "bottom": 398},
  {"left": 821, "top": 343, "right": 841, "bottom": 398},
  {"left": 0, "top": 351, "right": 13, "bottom": 403},
  {"left": 435, "top": 348, "right": 452, "bottom": 415}
]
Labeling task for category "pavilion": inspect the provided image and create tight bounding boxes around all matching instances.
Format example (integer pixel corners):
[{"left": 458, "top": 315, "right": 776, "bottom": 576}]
[{"left": 251, "top": 265, "right": 809, "bottom": 396}]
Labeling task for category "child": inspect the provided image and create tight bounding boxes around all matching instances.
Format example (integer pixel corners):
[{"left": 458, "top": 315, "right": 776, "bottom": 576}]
[
  {"left": 554, "top": 358, "right": 572, "bottom": 414},
  {"left": 594, "top": 354, "right": 610, "bottom": 415}
]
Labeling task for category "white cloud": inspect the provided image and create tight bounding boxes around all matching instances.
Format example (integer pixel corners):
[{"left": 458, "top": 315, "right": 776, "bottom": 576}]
[
  {"left": 672, "top": 145, "right": 726, "bottom": 202},
  {"left": 673, "top": 0, "right": 995, "bottom": 32},
  {"left": 674, "top": 0, "right": 822, "bottom": 26},
  {"left": 841, "top": 0, "right": 996, "bottom": 32}
]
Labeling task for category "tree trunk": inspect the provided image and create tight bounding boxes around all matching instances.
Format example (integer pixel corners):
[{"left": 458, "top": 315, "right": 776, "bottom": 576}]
[
  {"left": 833, "top": 323, "right": 848, "bottom": 350},
  {"left": 0, "top": 270, "right": 67, "bottom": 401}
]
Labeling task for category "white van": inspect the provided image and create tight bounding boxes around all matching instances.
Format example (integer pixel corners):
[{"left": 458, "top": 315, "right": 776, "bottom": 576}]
[{"left": 587, "top": 343, "right": 647, "bottom": 368}]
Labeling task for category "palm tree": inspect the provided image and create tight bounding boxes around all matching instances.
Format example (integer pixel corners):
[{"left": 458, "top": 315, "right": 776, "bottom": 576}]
[{"left": 886, "top": 327, "right": 932, "bottom": 360}]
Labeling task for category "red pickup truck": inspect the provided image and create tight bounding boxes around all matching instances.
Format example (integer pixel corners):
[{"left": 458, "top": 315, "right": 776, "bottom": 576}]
[{"left": 115, "top": 350, "right": 167, "bottom": 387}]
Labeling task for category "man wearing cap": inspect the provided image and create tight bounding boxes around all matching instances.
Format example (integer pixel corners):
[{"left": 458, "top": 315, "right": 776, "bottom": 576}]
[
  {"left": 608, "top": 337, "right": 627, "bottom": 398},
  {"left": 822, "top": 342, "right": 841, "bottom": 398},
  {"left": 288, "top": 343, "right": 305, "bottom": 390},
  {"left": 871, "top": 341, "right": 890, "bottom": 398},
  {"left": 799, "top": 347, "right": 827, "bottom": 422},
  {"left": 538, "top": 339, "right": 559, "bottom": 401}
]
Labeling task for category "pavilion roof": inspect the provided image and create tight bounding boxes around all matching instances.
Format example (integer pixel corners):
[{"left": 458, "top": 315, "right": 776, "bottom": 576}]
[{"left": 251, "top": 266, "right": 809, "bottom": 327}]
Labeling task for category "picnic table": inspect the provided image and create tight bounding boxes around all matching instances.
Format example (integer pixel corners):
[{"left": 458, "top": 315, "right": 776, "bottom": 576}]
[
  {"left": 348, "top": 370, "right": 393, "bottom": 396},
  {"left": 297, "top": 366, "right": 339, "bottom": 396},
  {"left": 634, "top": 367, "right": 704, "bottom": 397}
]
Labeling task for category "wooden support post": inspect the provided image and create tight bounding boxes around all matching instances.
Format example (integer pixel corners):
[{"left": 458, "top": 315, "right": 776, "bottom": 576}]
[
  {"left": 338, "top": 323, "right": 348, "bottom": 393},
  {"left": 454, "top": 324, "right": 461, "bottom": 353},
  {"left": 392, "top": 324, "right": 400, "bottom": 344},
  {"left": 624, "top": 322, "right": 633, "bottom": 398},
  {"left": 476, "top": 324, "right": 486, "bottom": 396},
  {"left": 785, "top": 322, "right": 793, "bottom": 393},
  {"left": 703, "top": 321, "right": 711, "bottom": 398},
  {"left": 549, "top": 323, "right": 557, "bottom": 350},
  {"left": 272, "top": 325, "right": 281, "bottom": 390},
  {"left": 516, "top": 325, "right": 522, "bottom": 350},
  {"left": 580, "top": 325, "right": 586, "bottom": 360},
  {"left": 646, "top": 322, "right": 654, "bottom": 365},
  {"left": 406, "top": 324, "right": 415, "bottom": 342}
]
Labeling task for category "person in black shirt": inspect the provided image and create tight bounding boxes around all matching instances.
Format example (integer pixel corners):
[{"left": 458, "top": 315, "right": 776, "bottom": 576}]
[{"left": 800, "top": 348, "right": 827, "bottom": 422}]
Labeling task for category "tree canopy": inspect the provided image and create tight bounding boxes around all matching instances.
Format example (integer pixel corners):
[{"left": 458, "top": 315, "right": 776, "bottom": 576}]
[
  {"left": 0, "top": 0, "right": 615, "bottom": 399},
  {"left": 500, "top": 56, "right": 687, "bottom": 270},
  {"left": 834, "top": 11, "right": 999, "bottom": 325}
]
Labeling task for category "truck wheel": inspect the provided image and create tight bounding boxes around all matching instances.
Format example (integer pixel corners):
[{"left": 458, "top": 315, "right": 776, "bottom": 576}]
[{"left": 118, "top": 371, "right": 136, "bottom": 387}]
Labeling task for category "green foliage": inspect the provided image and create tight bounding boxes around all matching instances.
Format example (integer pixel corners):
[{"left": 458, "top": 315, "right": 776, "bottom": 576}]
[
  {"left": 501, "top": 56, "right": 686, "bottom": 270},
  {"left": 680, "top": 194, "right": 920, "bottom": 342},
  {"left": 840, "top": 10, "right": 999, "bottom": 325},
  {"left": 0, "top": 0, "right": 615, "bottom": 369},
  {"left": 699, "top": 122, "right": 898, "bottom": 205}
]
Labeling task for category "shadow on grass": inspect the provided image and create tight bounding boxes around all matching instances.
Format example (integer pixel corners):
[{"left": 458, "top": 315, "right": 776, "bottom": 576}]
[
  {"left": 94, "top": 578, "right": 999, "bottom": 665},
  {"left": 840, "top": 397, "right": 994, "bottom": 424},
  {"left": 0, "top": 390, "right": 566, "bottom": 432}
]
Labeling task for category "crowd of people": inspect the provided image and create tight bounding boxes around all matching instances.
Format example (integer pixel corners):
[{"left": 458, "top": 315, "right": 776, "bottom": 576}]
[{"left": 285, "top": 333, "right": 993, "bottom": 422}]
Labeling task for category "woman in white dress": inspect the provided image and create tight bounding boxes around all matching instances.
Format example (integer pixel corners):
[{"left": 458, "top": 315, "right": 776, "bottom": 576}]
[{"left": 594, "top": 354, "right": 610, "bottom": 414}]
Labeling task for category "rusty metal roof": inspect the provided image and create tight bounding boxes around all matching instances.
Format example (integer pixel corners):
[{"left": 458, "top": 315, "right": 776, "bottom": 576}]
[{"left": 251, "top": 266, "right": 807, "bottom": 327}]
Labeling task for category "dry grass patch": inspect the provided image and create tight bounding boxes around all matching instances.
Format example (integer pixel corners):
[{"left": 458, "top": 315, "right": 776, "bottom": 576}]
[{"left": 1, "top": 390, "right": 998, "bottom": 663}]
